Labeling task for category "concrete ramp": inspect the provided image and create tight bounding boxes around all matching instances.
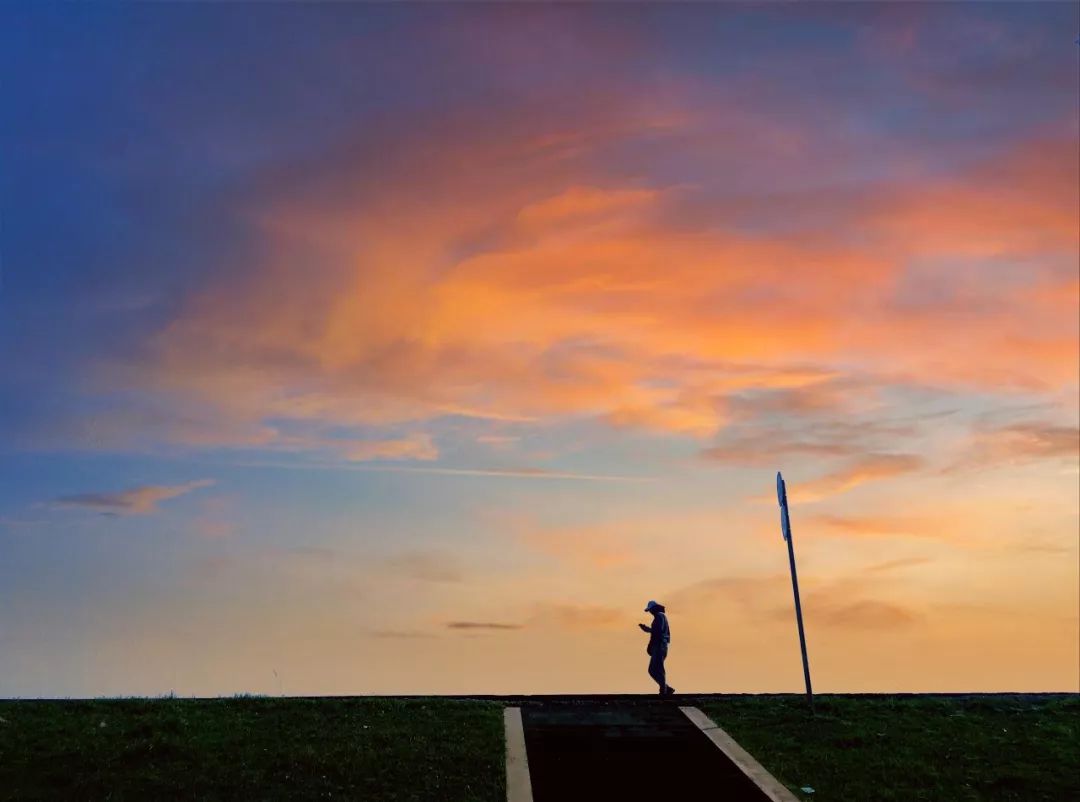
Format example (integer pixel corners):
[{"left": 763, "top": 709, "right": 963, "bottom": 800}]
[{"left": 519, "top": 701, "right": 774, "bottom": 801}]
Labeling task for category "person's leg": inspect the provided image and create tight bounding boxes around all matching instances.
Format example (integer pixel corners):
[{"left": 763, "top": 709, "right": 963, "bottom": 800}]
[
  {"left": 661, "top": 650, "right": 672, "bottom": 695},
  {"left": 648, "top": 651, "right": 667, "bottom": 694},
  {"left": 647, "top": 652, "right": 663, "bottom": 692}
]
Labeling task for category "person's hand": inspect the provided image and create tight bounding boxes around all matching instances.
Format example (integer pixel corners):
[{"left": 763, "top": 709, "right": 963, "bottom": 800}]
[{"left": 638, "top": 623, "right": 649, "bottom": 632}]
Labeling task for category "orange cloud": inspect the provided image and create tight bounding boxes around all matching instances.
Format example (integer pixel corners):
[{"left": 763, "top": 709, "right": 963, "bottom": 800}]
[
  {"left": 810, "top": 513, "right": 945, "bottom": 539},
  {"left": 787, "top": 454, "right": 925, "bottom": 502},
  {"left": 867, "top": 136, "right": 1078, "bottom": 261},
  {"left": 516, "top": 185, "right": 658, "bottom": 230},
  {"left": 101, "top": 91, "right": 1075, "bottom": 458}
]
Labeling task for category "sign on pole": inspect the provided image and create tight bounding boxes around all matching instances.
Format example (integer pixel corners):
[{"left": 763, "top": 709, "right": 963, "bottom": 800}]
[
  {"left": 777, "top": 472, "right": 790, "bottom": 540},
  {"left": 777, "top": 471, "right": 813, "bottom": 711}
]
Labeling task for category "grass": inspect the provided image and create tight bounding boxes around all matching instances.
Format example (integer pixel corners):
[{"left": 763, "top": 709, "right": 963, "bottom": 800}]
[
  {"left": 0, "top": 696, "right": 505, "bottom": 801},
  {"left": 701, "top": 694, "right": 1080, "bottom": 802},
  {"left": 2, "top": 693, "right": 1075, "bottom": 801}
]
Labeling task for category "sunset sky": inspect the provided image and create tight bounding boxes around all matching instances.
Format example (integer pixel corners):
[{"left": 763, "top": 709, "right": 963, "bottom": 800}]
[{"left": 1, "top": 3, "right": 1077, "bottom": 697}]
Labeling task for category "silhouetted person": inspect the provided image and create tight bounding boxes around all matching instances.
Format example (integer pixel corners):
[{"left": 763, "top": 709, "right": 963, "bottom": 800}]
[{"left": 638, "top": 600, "right": 674, "bottom": 696}]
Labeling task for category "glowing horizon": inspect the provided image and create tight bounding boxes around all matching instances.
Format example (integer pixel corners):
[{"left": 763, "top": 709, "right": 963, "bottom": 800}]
[{"left": 0, "top": 3, "right": 1077, "bottom": 697}]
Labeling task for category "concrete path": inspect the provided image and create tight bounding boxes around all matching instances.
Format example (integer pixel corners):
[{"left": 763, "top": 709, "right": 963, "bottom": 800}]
[{"left": 519, "top": 700, "right": 773, "bottom": 801}]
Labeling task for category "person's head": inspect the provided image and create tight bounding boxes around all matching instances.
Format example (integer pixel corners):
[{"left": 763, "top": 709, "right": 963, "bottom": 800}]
[{"left": 644, "top": 600, "right": 665, "bottom": 615}]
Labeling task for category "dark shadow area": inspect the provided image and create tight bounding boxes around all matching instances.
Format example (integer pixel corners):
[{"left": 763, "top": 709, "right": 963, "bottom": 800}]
[{"left": 521, "top": 700, "right": 771, "bottom": 801}]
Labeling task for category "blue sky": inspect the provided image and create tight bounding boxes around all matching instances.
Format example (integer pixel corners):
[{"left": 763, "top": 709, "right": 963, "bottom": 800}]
[{"left": 1, "top": 2, "right": 1077, "bottom": 697}]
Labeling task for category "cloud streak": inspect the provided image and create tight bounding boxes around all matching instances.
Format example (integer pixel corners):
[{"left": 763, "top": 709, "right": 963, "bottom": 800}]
[
  {"left": 956, "top": 421, "right": 1079, "bottom": 469},
  {"left": 667, "top": 573, "right": 923, "bottom": 632},
  {"left": 805, "top": 599, "right": 920, "bottom": 629},
  {"left": 220, "top": 459, "right": 652, "bottom": 483},
  {"left": 344, "top": 433, "right": 439, "bottom": 462},
  {"left": 865, "top": 557, "right": 933, "bottom": 573},
  {"left": 383, "top": 552, "right": 464, "bottom": 583},
  {"left": 527, "top": 603, "right": 624, "bottom": 631},
  {"left": 52, "top": 480, "right": 215, "bottom": 516},
  {"left": 811, "top": 514, "right": 944, "bottom": 540},
  {"left": 521, "top": 524, "right": 641, "bottom": 570},
  {"left": 789, "top": 454, "right": 925, "bottom": 502}
]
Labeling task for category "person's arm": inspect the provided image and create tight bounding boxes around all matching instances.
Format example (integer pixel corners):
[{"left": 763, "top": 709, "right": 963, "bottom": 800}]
[{"left": 638, "top": 623, "right": 652, "bottom": 633}]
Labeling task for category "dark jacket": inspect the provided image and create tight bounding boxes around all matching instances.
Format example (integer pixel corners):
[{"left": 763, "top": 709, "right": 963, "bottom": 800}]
[{"left": 644, "top": 606, "right": 670, "bottom": 655}]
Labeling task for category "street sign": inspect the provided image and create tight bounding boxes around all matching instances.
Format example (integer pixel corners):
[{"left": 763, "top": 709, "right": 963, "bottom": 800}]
[
  {"left": 776, "top": 471, "right": 812, "bottom": 711},
  {"left": 776, "top": 472, "right": 790, "bottom": 540}
]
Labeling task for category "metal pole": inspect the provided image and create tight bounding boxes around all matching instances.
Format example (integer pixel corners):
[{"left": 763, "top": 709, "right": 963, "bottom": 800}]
[{"left": 777, "top": 472, "right": 813, "bottom": 711}]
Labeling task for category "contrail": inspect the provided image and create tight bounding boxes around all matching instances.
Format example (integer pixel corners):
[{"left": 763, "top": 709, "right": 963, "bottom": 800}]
[{"left": 217, "top": 459, "right": 654, "bottom": 483}]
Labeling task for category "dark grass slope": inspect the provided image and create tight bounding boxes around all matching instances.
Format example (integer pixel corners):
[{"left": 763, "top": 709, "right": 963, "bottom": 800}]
[
  {"left": 0, "top": 697, "right": 504, "bottom": 802},
  {"left": 0, "top": 693, "right": 1076, "bottom": 801},
  {"left": 701, "top": 694, "right": 1080, "bottom": 802}
]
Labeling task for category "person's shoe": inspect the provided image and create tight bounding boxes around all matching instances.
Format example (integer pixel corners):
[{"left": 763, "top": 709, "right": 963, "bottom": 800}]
[{"left": 663, "top": 686, "right": 676, "bottom": 696}]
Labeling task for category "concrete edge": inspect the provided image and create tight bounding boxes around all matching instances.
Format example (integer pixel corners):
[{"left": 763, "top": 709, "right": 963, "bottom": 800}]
[
  {"left": 680, "top": 705, "right": 800, "bottom": 802},
  {"left": 503, "top": 706, "right": 534, "bottom": 802}
]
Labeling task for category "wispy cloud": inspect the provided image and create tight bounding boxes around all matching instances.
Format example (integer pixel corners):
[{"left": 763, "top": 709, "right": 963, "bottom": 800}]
[
  {"left": 810, "top": 513, "right": 943, "bottom": 539},
  {"left": 702, "top": 394, "right": 936, "bottom": 467},
  {"left": 445, "top": 621, "right": 523, "bottom": 631},
  {"left": 805, "top": 598, "right": 920, "bottom": 629},
  {"left": 52, "top": 479, "right": 214, "bottom": 515},
  {"left": 667, "top": 573, "right": 922, "bottom": 631},
  {"left": 284, "top": 546, "right": 339, "bottom": 561},
  {"left": 192, "top": 493, "right": 237, "bottom": 539},
  {"left": 789, "top": 454, "right": 925, "bottom": 502},
  {"left": 0, "top": 516, "right": 49, "bottom": 531},
  {"left": 476, "top": 434, "right": 521, "bottom": 446},
  {"left": 864, "top": 557, "right": 932, "bottom": 573},
  {"left": 1008, "top": 537, "right": 1074, "bottom": 555},
  {"left": 527, "top": 602, "right": 624, "bottom": 631},
  {"left": 521, "top": 524, "right": 640, "bottom": 570},
  {"left": 384, "top": 552, "right": 463, "bottom": 583},
  {"left": 953, "top": 421, "right": 1079, "bottom": 470},
  {"left": 344, "top": 433, "right": 438, "bottom": 462},
  {"left": 221, "top": 458, "right": 651, "bottom": 483},
  {"left": 666, "top": 574, "right": 790, "bottom": 614}
]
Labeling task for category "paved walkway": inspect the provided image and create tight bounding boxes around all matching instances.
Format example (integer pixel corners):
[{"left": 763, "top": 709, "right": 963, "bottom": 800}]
[{"left": 520, "top": 700, "right": 773, "bottom": 801}]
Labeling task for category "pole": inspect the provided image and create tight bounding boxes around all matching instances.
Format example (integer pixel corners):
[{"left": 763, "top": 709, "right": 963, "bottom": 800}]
[{"left": 777, "top": 472, "right": 813, "bottom": 711}]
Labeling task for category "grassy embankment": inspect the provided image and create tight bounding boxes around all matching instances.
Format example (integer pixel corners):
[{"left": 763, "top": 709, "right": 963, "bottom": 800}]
[
  {"left": 702, "top": 693, "right": 1079, "bottom": 802},
  {"left": 1, "top": 693, "right": 1076, "bottom": 801},
  {"left": 0, "top": 696, "right": 504, "bottom": 801}
]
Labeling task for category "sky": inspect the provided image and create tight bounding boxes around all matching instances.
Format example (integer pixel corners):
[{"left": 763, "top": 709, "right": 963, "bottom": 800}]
[{"left": 0, "top": 3, "right": 1077, "bottom": 698}]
